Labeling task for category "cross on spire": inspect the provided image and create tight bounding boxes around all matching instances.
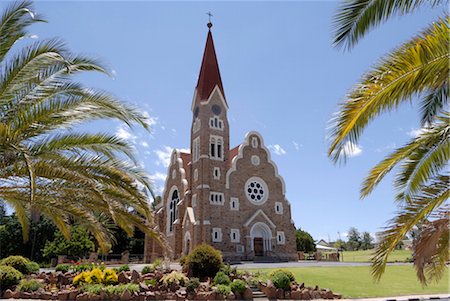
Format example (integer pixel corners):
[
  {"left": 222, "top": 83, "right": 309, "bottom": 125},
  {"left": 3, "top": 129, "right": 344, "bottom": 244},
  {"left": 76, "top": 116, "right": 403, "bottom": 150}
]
[{"left": 206, "top": 12, "right": 213, "bottom": 28}]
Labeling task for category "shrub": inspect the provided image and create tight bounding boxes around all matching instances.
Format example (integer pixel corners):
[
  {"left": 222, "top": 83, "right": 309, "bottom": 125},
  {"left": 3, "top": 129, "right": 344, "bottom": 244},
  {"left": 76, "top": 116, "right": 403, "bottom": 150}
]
[
  {"left": 73, "top": 263, "right": 94, "bottom": 273},
  {"left": 25, "top": 261, "right": 40, "bottom": 274},
  {"left": 73, "top": 271, "right": 90, "bottom": 286},
  {"left": 55, "top": 264, "right": 71, "bottom": 273},
  {"left": 114, "top": 264, "right": 130, "bottom": 273},
  {"left": 145, "top": 278, "right": 157, "bottom": 287},
  {"left": 104, "top": 283, "right": 139, "bottom": 295},
  {"left": 213, "top": 271, "right": 231, "bottom": 285},
  {"left": 230, "top": 279, "right": 246, "bottom": 294},
  {"left": 141, "top": 265, "right": 155, "bottom": 274},
  {"left": 152, "top": 258, "right": 163, "bottom": 268},
  {"left": 269, "top": 269, "right": 296, "bottom": 283},
  {"left": 81, "top": 284, "right": 104, "bottom": 295},
  {"left": 215, "top": 284, "right": 231, "bottom": 296},
  {"left": 183, "top": 244, "right": 223, "bottom": 279},
  {"left": 270, "top": 271, "right": 291, "bottom": 290},
  {"left": 160, "top": 271, "right": 188, "bottom": 286},
  {"left": 221, "top": 264, "right": 237, "bottom": 277},
  {"left": 185, "top": 277, "right": 200, "bottom": 293},
  {"left": 16, "top": 279, "right": 43, "bottom": 292},
  {"left": 0, "top": 255, "right": 30, "bottom": 274},
  {"left": 88, "top": 268, "right": 103, "bottom": 284},
  {"left": 103, "top": 269, "right": 118, "bottom": 285},
  {"left": 0, "top": 265, "right": 23, "bottom": 288}
]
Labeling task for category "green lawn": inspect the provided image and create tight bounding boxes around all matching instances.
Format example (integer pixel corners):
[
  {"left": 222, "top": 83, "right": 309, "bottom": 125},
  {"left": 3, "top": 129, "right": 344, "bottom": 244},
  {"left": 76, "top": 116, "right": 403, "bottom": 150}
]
[
  {"left": 341, "top": 249, "right": 411, "bottom": 262},
  {"left": 245, "top": 266, "right": 449, "bottom": 298}
]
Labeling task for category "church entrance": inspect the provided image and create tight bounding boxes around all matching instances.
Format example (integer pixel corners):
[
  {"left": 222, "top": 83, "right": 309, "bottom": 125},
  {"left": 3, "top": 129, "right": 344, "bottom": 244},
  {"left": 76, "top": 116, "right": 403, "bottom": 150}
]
[{"left": 253, "top": 238, "right": 264, "bottom": 256}]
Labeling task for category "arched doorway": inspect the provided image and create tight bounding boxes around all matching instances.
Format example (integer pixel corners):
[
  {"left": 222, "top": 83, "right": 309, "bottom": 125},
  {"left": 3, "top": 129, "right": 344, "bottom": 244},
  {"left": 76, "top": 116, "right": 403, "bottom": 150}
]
[{"left": 250, "top": 222, "right": 272, "bottom": 257}]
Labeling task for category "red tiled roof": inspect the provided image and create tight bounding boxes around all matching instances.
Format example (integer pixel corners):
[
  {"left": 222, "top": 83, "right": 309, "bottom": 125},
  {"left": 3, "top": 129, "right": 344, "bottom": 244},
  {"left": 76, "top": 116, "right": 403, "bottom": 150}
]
[
  {"left": 228, "top": 145, "right": 241, "bottom": 168},
  {"left": 195, "top": 28, "right": 225, "bottom": 102}
]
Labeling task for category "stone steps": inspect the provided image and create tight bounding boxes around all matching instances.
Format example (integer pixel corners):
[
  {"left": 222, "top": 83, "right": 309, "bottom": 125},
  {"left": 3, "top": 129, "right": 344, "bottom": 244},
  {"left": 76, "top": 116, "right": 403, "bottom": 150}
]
[{"left": 250, "top": 285, "right": 268, "bottom": 300}]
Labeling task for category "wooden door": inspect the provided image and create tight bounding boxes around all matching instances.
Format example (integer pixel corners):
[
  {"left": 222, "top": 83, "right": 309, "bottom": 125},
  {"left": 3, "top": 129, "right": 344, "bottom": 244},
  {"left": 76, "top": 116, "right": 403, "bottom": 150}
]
[{"left": 254, "top": 238, "right": 264, "bottom": 256}]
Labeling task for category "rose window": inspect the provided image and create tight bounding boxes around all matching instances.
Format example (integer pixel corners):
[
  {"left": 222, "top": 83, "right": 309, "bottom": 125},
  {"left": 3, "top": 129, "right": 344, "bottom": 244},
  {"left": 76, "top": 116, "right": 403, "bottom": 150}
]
[{"left": 245, "top": 177, "right": 268, "bottom": 205}]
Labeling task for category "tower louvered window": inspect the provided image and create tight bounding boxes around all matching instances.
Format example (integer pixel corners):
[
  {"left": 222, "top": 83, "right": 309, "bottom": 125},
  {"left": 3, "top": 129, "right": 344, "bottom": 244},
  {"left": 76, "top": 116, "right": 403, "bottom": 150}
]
[{"left": 169, "top": 190, "right": 179, "bottom": 232}]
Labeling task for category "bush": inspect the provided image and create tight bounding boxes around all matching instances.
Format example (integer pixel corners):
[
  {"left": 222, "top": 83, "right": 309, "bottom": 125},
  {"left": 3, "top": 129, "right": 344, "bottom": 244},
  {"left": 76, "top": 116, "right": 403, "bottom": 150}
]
[
  {"left": 152, "top": 258, "right": 163, "bottom": 268},
  {"left": 16, "top": 279, "right": 42, "bottom": 292},
  {"left": 270, "top": 271, "right": 291, "bottom": 290},
  {"left": 55, "top": 264, "right": 71, "bottom": 273},
  {"left": 89, "top": 268, "right": 104, "bottom": 284},
  {"left": 185, "top": 277, "right": 200, "bottom": 293},
  {"left": 230, "top": 279, "right": 246, "bottom": 294},
  {"left": 160, "top": 271, "right": 188, "bottom": 286},
  {"left": 73, "top": 271, "right": 90, "bottom": 286},
  {"left": 145, "top": 278, "right": 157, "bottom": 287},
  {"left": 183, "top": 244, "right": 223, "bottom": 279},
  {"left": 213, "top": 271, "right": 231, "bottom": 285},
  {"left": 25, "top": 261, "right": 40, "bottom": 274},
  {"left": 114, "top": 264, "right": 129, "bottom": 273},
  {"left": 221, "top": 264, "right": 237, "bottom": 277},
  {"left": 82, "top": 284, "right": 139, "bottom": 296},
  {"left": 0, "top": 265, "right": 23, "bottom": 288},
  {"left": 269, "top": 269, "right": 296, "bottom": 283},
  {"left": 215, "top": 284, "right": 231, "bottom": 296},
  {"left": 0, "top": 255, "right": 30, "bottom": 274},
  {"left": 103, "top": 269, "right": 118, "bottom": 285},
  {"left": 141, "top": 265, "right": 155, "bottom": 274},
  {"left": 73, "top": 263, "right": 94, "bottom": 273}
]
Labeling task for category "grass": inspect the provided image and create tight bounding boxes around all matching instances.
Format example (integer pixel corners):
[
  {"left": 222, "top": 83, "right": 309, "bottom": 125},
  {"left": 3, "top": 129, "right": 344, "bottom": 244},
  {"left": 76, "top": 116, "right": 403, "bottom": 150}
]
[
  {"left": 341, "top": 249, "right": 411, "bottom": 262},
  {"left": 245, "top": 266, "right": 449, "bottom": 298}
]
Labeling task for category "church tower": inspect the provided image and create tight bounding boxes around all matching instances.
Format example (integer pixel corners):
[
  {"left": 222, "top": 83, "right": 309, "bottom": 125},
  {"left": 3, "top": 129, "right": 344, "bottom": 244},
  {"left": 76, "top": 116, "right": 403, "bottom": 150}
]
[{"left": 190, "top": 22, "right": 230, "bottom": 246}]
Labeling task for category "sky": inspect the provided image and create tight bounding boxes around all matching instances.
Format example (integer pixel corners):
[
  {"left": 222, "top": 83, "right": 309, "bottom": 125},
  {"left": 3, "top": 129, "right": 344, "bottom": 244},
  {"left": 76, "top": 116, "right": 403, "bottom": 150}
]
[{"left": 8, "top": 1, "right": 445, "bottom": 243}]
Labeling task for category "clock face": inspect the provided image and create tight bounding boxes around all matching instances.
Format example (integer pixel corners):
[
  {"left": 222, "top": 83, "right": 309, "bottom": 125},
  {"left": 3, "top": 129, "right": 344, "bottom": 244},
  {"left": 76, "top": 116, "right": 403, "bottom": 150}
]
[
  {"left": 194, "top": 106, "right": 199, "bottom": 118},
  {"left": 212, "top": 105, "right": 221, "bottom": 115}
]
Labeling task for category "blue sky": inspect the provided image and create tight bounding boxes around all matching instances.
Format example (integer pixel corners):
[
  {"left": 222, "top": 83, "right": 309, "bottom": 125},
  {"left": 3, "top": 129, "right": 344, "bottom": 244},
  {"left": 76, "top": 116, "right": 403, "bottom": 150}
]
[{"left": 12, "top": 1, "right": 444, "bottom": 242}]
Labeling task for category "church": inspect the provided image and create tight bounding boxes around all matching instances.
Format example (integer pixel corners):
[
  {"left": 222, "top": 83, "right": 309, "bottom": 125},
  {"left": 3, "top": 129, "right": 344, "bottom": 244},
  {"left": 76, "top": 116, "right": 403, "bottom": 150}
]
[{"left": 144, "top": 22, "right": 297, "bottom": 262}]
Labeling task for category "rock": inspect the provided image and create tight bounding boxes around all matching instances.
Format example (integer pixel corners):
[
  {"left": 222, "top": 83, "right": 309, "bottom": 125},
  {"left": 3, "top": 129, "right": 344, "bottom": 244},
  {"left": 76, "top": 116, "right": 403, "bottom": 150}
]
[
  {"left": 68, "top": 290, "right": 79, "bottom": 300},
  {"left": 311, "top": 290, "right": 321, "bottom": 299},
  {"left": 57, "top": 273, "right": 70, "bottom": 285},
  {"left": 87, "top": 294, "right": 100, "bottom": 300},
  {"left": 314, "top": 285, "right": 319, "bottom": 291},
  {"left": 75, "top": 292, "right": 89, "bottom": 300},
  {"left": 301, "top": 289, "right": 311, "bottom": 300},
  {"left": 242, "top": 287, "right": 253, "bottom": 300},
  {"left": 120, "top": 289, "right": 132, "bottom": 301},
  {"left": 196, "top": 291, "right": 216, "bottom": 300},
  {"left": 299, "top": 282, "right": 305, "bottom": 289},
  {"left": 3, "top": 289, "right": 14, "bottom": 298},
  {"left": 130, "top": 270, "right": 141, "bottom": 284},
  {"left": 291, "top": 290, "right": 302, "bottom": 299},
  {"left": 276, "top": 288, "right": 284, "bottom": 299},
  {"left": 285, "top": 291, "right": 291, "bottom": 299},
  {"left": 146, "top": 291, "right": 156, "bottom": 300},
  {"left": 333, "top": 293, "right": 342, "bottom": 299},
  {"left": 324, "top": 289, "right": 334, "bottom": 299},
  {"left": 118, "top": 271, "right": 130, "bottom": 284},
  {"left": 20, "top": 292, "right": 32, "bottom": 299},
  {"left": 57, "top": 290, "right": 70, "bottom": 300},
  {"left": 41, "top": 292, "right": 53, "bottom": 300},
  {"left": 139, "top": 282, "right": 149, "bottom": 291},
  {"left": 227, "top": 292, "right": 236, "bottom": 300}
]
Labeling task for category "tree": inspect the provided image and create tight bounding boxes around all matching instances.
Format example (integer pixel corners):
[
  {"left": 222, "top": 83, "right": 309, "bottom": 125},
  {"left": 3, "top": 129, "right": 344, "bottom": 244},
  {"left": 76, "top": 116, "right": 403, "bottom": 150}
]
[
  {"left": 43, "top": 226, "right": 95, "bottom": 259},
  {"left": 334, "top": 239, "right": 347, "bottom": 251},
  {"left": 329, "top": 0, "right": 448, "bottom": 284},
  {"left": 346, "top": 227, "right": 361, "bottom": 251},
  {"left": 295, "top": 229, "right": 316, "bottom": 253},
  {"left": 360, "top": 232, "right": 374, "bottom": 250},
  {"left": 0, "top": 214, "right": 56, "bottom": 261},
  {"left": 0, "top": 1, "right": 161, "bottom": 253}
]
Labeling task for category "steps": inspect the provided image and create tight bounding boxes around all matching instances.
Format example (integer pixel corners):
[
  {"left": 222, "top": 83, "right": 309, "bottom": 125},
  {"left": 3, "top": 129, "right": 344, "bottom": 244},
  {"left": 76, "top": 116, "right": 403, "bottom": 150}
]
[{"left": 250, "top": 285, "right": 268, "bottom": 300}]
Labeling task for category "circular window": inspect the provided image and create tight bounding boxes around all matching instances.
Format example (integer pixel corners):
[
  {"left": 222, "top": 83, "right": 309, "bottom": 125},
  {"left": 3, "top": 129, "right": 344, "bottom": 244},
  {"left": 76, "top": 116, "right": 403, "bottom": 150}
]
[
  {"left": 251, "top": 155, "right": 260, "bottom": 166},
  {"left": 211, "top": 105, "right": 221, "bottom": 115},
  {"left": 245, "top": 177, "right": 269, "bottom": 205},
  {"left": 194, "top": 106, "right": 199, "bottom": 118}
]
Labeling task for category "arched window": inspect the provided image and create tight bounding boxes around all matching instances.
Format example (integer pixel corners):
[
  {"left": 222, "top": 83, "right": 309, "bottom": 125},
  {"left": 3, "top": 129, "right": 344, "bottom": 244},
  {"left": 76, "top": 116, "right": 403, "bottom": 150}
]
[{"left": 169, "top": 189, "right": 179, "bottom": 232}]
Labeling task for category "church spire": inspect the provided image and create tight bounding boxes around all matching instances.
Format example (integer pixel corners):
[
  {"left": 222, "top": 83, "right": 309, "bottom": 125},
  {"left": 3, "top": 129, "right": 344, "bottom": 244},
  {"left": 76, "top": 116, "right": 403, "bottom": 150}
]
[{"left": 195, "top": 22, "right": 225, "bottom": 102}]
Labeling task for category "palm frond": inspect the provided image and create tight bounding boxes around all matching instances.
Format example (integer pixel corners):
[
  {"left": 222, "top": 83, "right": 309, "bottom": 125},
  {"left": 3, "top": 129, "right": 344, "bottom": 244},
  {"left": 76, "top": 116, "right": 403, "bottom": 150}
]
[
  {"left": 332, "top": 0, "right": 445, "bottom": 49},
  {"left": 371, "top": 174, "right": 449, "bottom": 283},
  {"left": 328, "top": 17, "right": 449, "bottom": 163},
  {"left": 0, "top": 1, "right": 45, "bottom": 62},
  {"left": 420, "top": 84, "right": 448, "bottom": 125}
]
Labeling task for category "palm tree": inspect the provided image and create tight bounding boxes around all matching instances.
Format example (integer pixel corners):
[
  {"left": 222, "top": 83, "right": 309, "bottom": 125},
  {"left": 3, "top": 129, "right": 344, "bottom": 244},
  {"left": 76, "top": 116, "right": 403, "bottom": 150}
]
[
  {"left": 329, "top": 0, "right": 449, "bottom": 284},
  {"left": 0, "top": 1, "right": 160, "bottom": 253}
]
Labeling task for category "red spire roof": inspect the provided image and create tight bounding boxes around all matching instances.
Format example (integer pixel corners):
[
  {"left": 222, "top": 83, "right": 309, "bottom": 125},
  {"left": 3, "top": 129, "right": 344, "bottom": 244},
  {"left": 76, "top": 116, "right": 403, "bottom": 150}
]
[{"left": 195, "top": 25, "right": 225, "bottom": 101}]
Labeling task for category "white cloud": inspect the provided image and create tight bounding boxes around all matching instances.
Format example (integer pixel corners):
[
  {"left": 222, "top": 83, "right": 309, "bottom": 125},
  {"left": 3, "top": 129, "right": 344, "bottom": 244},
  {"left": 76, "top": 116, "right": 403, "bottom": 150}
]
[
  {"left": 142, "top": 111, "right": 158, "bottom": 128},
  {"left": 115, "top": 125, "right": 137, "bottom": 144},
  {"left": 292, "top": 141, "right": 302, "bottom": 151},
  {"left": 268, "top": 144, "right": 287, "bottom": 156},
  {"left": 141, "top": 141, "right": 149, "bottom": 148},
  {"left": 341, "top": 141, "right": 362, "bottom": 158},
  {"left": 154, "top": 146, "right": 173, "bottom": 167},
  {"left": 375, "top": 142, "right": 396, "bottom": 153},
  {"left": 407, "top": 127, "right": 425, "bottom": 138},
  {"left": 149, "top": 171, "right": 166, "bottom": 195}
]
